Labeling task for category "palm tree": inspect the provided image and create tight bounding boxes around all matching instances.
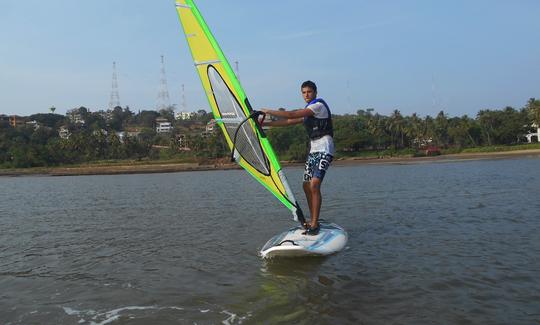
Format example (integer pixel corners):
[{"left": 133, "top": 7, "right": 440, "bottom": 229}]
[
  {"left": 423, "top": 115, "right": 435, "bottom": 146},
  {"left": 460, "top": 115, "right": 477, "bottom": 146},
  {"left": 367, "top": 114, "right": 384, "bottom": 150},
  {"left": 387, "top": 109, "right": 405, "bottom": 149},
  {"left": 405, "top": 113, "right": 423, "bottom": 149},
  {"left": 477, "top": 109, "right": 494, "bottom": 146},
  {"left": 434, "top": 110, "right": 449, "bottom": 147}
]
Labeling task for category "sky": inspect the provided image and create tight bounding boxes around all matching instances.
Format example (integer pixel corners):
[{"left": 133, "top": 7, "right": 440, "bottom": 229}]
[{"left": 1, "top": 0, "right": 539, "bottom": 118}]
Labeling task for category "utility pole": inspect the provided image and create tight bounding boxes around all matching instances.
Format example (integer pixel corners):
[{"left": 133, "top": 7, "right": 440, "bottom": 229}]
[
  {"left": 157, "top": 55, "right": 171, "bottom": 111},
  {"left": 109, "top": 61, "right": 121, "bottom": 110},
  {"left": 431, "top": 74, "right": 443, "bottom": 112},
  {"left": 181, "top": 84, "right": 187, "bottom": 112}
]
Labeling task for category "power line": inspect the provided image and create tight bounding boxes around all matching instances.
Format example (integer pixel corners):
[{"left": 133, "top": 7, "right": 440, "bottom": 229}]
[
  {"left": 157, "top": 55, "right": 171, "bottom": 111},
  {"left": 108, "top": 61, "right": 120, "bottom": 110},
  {"left": 181, "top": 84, "right": 187, "bottom": 111}
]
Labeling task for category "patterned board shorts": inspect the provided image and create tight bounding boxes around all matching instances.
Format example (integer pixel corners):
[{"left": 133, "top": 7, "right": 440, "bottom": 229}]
[{"left": 303, "top": 152, "right": 333, "bottom": 182}]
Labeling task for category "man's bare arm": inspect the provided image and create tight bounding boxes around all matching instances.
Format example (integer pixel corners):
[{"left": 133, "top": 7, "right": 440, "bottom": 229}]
[
  {"left": 263, "top": 117, "right": 304, "bottom": 127},
  {"left": 260, "top": 108, "right": 314, "bottom": 119}
]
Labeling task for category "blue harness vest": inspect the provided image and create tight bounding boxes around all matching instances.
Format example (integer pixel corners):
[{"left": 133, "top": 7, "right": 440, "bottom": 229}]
[{"left": 303, "top": 98, "right": 333, "bottom": 140}]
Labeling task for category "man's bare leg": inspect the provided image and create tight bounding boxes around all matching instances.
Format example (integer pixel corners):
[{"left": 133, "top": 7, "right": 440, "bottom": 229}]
[
  {"left": 303, "top": 181, "right": 313, "bottom": 228},
  {"left": 307, "top": 177, "right": 322, "bottom": 229}
]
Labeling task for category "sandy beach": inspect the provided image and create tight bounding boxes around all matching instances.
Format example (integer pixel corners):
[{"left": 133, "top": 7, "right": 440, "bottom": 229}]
[{"left": 1, "top": 149, "right": 540, "bottom": 177}]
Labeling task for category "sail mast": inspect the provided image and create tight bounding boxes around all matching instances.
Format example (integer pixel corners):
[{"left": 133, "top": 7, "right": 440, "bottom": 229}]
[{"left": 175, "top": 0, "right": 304, "bottom": 224}]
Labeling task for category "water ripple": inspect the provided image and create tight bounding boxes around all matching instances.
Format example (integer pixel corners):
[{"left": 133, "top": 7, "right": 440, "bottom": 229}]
[{"left": 1, "top": 158, "right": 540, "bottom": 324}]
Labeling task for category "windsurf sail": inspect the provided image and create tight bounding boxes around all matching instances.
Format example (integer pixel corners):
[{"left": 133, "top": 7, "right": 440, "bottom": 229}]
[{"left": 174, "top": 0, "right": 305, "bottom": 225}]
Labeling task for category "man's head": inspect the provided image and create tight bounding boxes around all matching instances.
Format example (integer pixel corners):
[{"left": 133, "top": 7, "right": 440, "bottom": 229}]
[{"left": 301, "top": 80, "right": 317, "bottom": 103}]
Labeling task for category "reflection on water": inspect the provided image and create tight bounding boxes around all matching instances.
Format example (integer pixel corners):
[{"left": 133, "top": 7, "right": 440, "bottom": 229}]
[
  {"left": 262, "top": 257, "right": 328, "bottom": 277},
  {"left": 249, "top": 257, "right": 329, "bottom": 324},
  {"left": 1, "top": 156, "right": 540, "bottom": 324}
]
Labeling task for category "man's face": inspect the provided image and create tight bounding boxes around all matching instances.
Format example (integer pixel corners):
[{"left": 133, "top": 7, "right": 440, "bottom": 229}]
[{"left": 301, "top": 87, "right": 317, "bottom": 103}]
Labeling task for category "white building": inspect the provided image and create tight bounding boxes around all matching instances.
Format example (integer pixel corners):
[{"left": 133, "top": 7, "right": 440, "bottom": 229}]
[
  {"left": 59, "top": 126, "right": 71, "bottom": 139},
  {"left": 66, "top": 109, "right": 85, "bottom": 125},
  {"left": 116, "top": 131, "right": 126, "bottom": 143},
  {"left": 156, "top": 118, "right": 173, "bottom": 133},
  {"left": 525, "top": 123, "right": 539, "bottom": 143},
  {"left": 175, "top": 111, "right": 195, "bottom": 120},
  {"left": 25, "top": 120, "right": 39, "bottom": 130},
  {"left": 98, "top": 110, "right": 113, "bottom": 121},
  {"left": 206, "top": 119, "right": 216, "bottom": 132},
  {"left": 202, "top": 119, "right": 217, "bottom": 137}
]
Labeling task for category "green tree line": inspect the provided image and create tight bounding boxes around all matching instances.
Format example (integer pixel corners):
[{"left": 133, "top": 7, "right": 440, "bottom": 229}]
[
  {"left": 1, "top": 98, "right": 539, "bottom": 168},
  {"left": 267, "top": 98, "right": 540, "bottom": 160},
  {"left": 0, "top": 106, "right": 224, "bottom": 168}
]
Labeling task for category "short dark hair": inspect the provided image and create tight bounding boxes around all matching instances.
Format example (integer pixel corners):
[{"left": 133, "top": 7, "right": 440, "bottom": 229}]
[{"left": 301, "top": 80, "right": 317, "bottom": 93}]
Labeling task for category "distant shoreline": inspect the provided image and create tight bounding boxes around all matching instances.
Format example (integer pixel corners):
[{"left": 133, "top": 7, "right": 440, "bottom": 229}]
[
  {"left": 1, "top": 149, "right": 540, "bottom": 177},
  {"left": 333, "top": 149, "right": 540, "bottom": 166}
]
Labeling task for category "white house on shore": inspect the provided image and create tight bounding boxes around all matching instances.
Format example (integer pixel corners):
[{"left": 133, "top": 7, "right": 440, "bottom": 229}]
[
  {"left": 155, "top": 118, "right": 173, "bottom": 133},
  {"left": 525, "top": 123, "right": 539, "bottom": 143}
]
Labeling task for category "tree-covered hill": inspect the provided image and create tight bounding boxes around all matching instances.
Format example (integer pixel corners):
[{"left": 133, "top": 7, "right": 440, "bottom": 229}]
[{"left": 1, "top": 98, "right": 539, "bottom": 168}]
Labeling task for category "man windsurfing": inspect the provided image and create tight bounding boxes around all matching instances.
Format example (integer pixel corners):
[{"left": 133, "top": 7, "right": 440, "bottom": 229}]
[{"left": 261, "top": 80, "right": 334, "bottom": 235}]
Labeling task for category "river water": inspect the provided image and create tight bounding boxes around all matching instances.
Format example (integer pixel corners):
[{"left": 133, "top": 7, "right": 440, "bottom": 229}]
[{"left": 1, "top": 156, "right": 539, "bottom": 324}]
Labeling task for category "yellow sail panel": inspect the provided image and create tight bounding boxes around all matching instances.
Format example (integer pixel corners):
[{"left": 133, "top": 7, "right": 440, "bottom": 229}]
[
  {"left": 175, "top": 0, "right": 305, "bottom": 223},
  {"left": 176, "top": 3, "right": 218, "bottom": 65}
]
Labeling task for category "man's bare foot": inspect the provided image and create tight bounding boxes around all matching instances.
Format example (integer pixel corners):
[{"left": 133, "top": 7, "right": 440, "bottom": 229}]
[{"left": 302, "top": 223, "right": 320, "bottom": 235}]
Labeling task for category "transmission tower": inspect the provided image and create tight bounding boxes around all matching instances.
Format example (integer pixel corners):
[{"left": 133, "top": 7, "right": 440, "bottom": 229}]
[
  {"left": 157, "top": 55, "right": 171, "bottom": 111},
  {"left": 109, "top": 61, "right": 121, "bottom": 110},
  {"left": 181, "top": 84, "right": 187, "bottom": 111}
]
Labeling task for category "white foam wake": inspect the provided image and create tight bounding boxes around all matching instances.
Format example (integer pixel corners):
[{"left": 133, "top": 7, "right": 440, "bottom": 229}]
[
  {"left": 62, "top": 305, "right": 184, "bottom": 325},
  {"left": 62, "top": 305, "right": 251, "bottom": 324}
]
